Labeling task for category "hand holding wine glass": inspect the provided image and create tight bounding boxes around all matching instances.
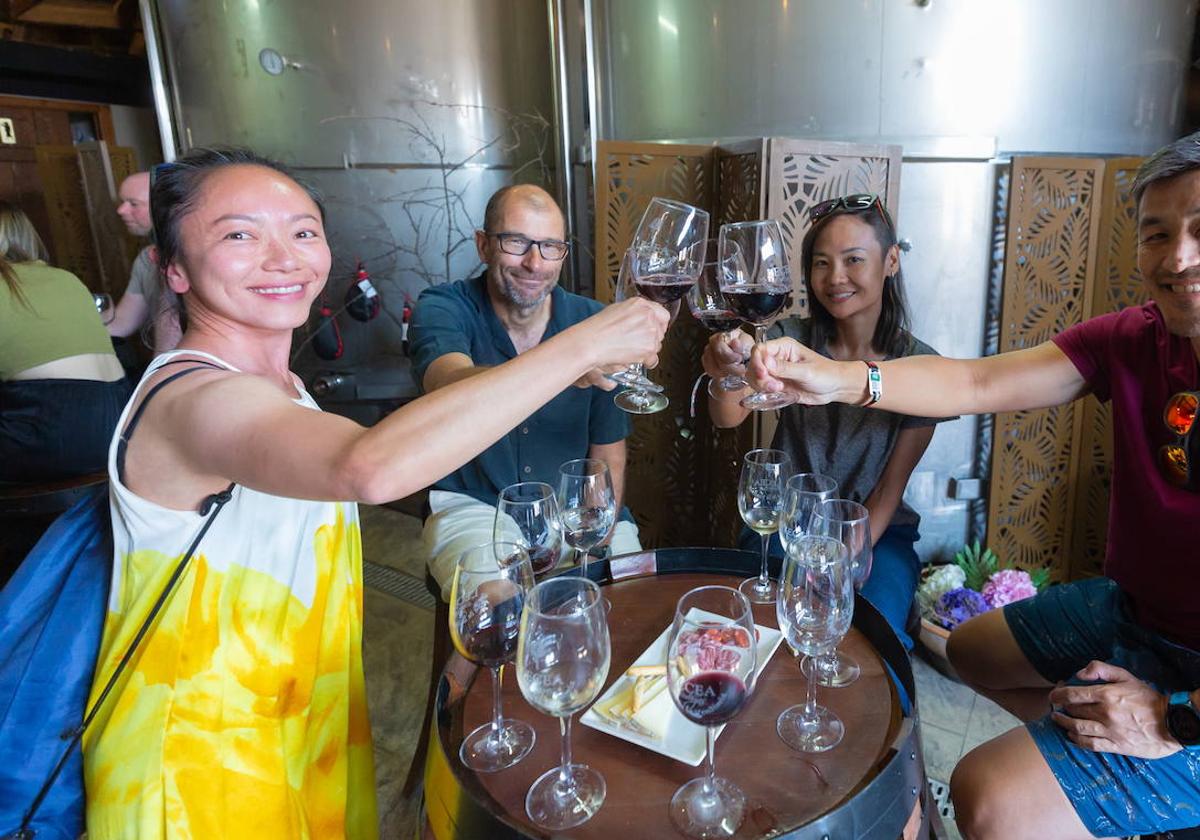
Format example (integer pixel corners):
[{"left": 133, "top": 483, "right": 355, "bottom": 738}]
[
  {"left": 604, "top": 247, "right": 666, "bottom": 396},
  {"left": 495, "top": 482, "right": 563, "bottom": 576},
  {"left": 775, "top": 534, "right": 853, "bottom": 752},
  {"left": 737, "top": 448, "right": 792, "bottom": 604},
  {"left": 614, "top": 197, "right": 709, "bottom": 415},
  {"left": 718, "top": 220, "right": 796, "bottom": 411},
  {"left": 805, "top": 499, "right": 873, "bottom": 687},
  {"left": 557, "top": 458, "right": 617, "bottom": 574},
  {"left": 517, "top": 577, "right": 611, "bottom": 830},
  {"left": 666, "top": 586, "right": 758, "bottom": 839},
  {"left": 449, "top": 541, "right": 537, "bottom": 772}
]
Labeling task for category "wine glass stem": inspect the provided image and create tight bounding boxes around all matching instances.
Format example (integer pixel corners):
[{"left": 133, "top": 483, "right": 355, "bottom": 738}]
[
  {"left": 805, "top": 654, "right": 819, "bottom": 719},
  {"left": 489, "top": 665, "right": 504, "bottom": 741},
  {"left": 758, "top": 532, "right": 770, "bottom": 585},
  {"left": 819, "top": 650, "right": 837, "bottom": 676},
  {"left": 558, "top": 714, "right": 575, "bottom": 789},
  {"left": 580, "top": 547, "right": 589, "bottom": 576},
  {"left": 702, "top": 725, "right": 717, "bottom": 797}
]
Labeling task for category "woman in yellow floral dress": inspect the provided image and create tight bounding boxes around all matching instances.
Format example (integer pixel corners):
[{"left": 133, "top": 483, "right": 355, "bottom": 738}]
[{"left": 81, "top": 147, "right": 668, "bottom": 838}]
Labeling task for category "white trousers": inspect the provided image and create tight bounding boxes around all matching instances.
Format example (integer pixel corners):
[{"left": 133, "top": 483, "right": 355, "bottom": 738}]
[{"left": 423, "top": 489, "right": 642, "bottom": 600}]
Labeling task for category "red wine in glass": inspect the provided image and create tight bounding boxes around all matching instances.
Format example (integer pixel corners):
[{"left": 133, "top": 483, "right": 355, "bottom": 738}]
[
  {"left": 525, "top": 545, "right": 558, "bottom": 575},
  {"left": 725, "top": 286, "right": 789, "bottom": 324},
  {"left": 460, "top": 597, "right": 524, "bottom": 668},
  {"left": 695, "top": 309, "right": 742, "bottom": 333},
  {"left": 677, "top": 671, "right": 749, "bottom": 726},
  {"left": 634, "top": 273, "right": 696, "bottom": 305}
]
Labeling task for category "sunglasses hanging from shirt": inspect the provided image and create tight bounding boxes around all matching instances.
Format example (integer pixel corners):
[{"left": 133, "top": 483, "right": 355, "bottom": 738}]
[{"left": 1159, "top": 391, "right": 1200, "bottom": 490}]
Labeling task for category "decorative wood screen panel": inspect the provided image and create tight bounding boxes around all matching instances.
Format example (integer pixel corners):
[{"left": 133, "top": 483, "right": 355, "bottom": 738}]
[
  {"left": 987, "top": 157, "right": 1105, "bottom": 582},
  {"left": 78, "top": 142, "right": 136, "bottom": 297},
  {"left": 765, "top": 139, "right": 902, "bottom": 319},
  {"left": 1066, "top": 157, "right": 1144, "bottom": 580},
  {"left": 594, "top": 141, "right": 717, "bottom": 549}
]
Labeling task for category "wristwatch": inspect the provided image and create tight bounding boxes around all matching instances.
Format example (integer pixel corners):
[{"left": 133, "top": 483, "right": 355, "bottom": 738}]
[{"left": 1166, "top": 691, "right": 1200, "bottom": 748}]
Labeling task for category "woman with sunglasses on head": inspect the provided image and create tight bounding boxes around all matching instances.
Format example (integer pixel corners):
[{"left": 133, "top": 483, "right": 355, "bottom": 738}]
[
  {"left": 702, "top": 194, "right": 950, "bottom": 650},
  {"left": 80, "top": 147, "right": 668, "bottom": 840},
  {"left": 743, "top": 135, "right": 1200, "bottom": 840}
]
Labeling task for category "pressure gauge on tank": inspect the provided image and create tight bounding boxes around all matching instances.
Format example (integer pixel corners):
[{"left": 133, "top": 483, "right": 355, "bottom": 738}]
[{"left": 259, "top": 48, "right": 286, "bottom": 76}]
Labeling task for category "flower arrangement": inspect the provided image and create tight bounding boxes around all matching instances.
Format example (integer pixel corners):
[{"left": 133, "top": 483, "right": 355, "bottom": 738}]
[{"left": 917, "top": 541, "right": 1049, "bottom": 631}]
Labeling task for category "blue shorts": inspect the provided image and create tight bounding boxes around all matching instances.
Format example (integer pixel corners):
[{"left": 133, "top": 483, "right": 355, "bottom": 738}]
[{"left": 1006, "top": 578, "right": 1200, "bottom": 837}]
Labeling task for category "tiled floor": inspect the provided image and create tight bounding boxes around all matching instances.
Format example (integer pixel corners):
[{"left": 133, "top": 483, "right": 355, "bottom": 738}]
[
  {"left": 356, "top": 503, "right": 1023, "bottom": 839},
  {"left": 913, "top": 652, "right": 1022, "bottom": 839}
]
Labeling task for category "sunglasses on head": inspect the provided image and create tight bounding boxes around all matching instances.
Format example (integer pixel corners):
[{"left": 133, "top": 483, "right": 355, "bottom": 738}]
[
  {"left": 808, "top": 193, "right": 886, "bottom": 224},
  {"left": 1159, "top": 391, "right": 1200, "bottom": 490}
]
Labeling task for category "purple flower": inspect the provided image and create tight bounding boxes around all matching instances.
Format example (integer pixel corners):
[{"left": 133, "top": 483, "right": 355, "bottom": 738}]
[
  {"left": 933, "top": 587, "right": 989, "bottom": 630},
  {"left": 981, "top": 569, "right": 1038, "bottom": 609}
]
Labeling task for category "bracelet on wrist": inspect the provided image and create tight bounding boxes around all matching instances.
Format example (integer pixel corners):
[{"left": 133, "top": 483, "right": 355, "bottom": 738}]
[{"left": 864, "top": 360, "right": 882, "bottom": 406}]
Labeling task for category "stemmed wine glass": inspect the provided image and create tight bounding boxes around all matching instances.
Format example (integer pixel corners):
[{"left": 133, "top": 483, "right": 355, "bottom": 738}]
[
  {"left": 605, "top": 247, "right": 666, "bottom": 396},
  {"left": 495, "top": 482, "right": 563, "bottom": 576},
  {"left": 666, "top": 586, "right": 758, "bottom": 839},
  {"left": 449, "top": 541, "right": 537, "bottom": 772},
  {"left": 776, "top": 534, "right": 854, "bottom": 752},
  {"left": 737, "top": 448, "right": 792, "bottom": 604},
  {"left": 556, "top": 458, "right": 617, "bottom": 574},
  {"left": 804, "top": 499, "right": 873, "bottom": 687},
  {"left": 689, "top": 239, "right": 747, "bottom": 394},
  {"left": 92, "top": 292, "right": 115, "bottom": 325},
  {"left": 778, "top": 473, "right": 839, "bottom": 556},
  {"left": 717, "top": 220, "right": 795, "bottom": 411},
  {"left": 614, "top": 197, "right": 710, "bottom": 415},
  {"left": 517, "top": 576, "right": 611, "bottom": 830}
]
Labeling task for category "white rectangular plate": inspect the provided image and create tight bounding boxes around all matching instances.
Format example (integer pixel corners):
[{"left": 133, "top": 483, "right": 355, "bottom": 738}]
[{"left": 581, "top": 607, "right": 783, "bottom": 766}]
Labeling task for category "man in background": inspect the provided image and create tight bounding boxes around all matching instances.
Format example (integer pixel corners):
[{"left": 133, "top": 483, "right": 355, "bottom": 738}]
[
  {"left": 410, "top": 184, "right": 642, "bottom": 597},
  {"left": 107, "top": 171, "right": 180, "bottom": 354}
]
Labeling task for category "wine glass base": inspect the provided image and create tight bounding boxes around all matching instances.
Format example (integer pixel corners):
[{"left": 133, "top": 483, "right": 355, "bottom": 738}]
[
  {"left": 776, "top": 703, "right": 844, "bottom": 753},
  {"left": 615, "top": 389, "right": 669, "bottom": 414},
  {"left": 801, "top": 652, "right": 861, "bottom": 688},
  {"left": 740, "top": 391, "right": 796, "bottom": 411},
  {"left": 459, "top": 718, "right": 536, "bottom": 773},
  {"left": 668, "top": 775, "right": 747, "bottom": 839},
  {"left": 525, "top": 763, "right": 606, "bottom": 830},
  {"left": 738, "top": 575, "right": 777, "bottom": 604},
  {"left": 706, "top": 377, "right": 747, "bottom": 401},
  {"left": 606, "top": 369, "right": 663, "bottom": 391}
]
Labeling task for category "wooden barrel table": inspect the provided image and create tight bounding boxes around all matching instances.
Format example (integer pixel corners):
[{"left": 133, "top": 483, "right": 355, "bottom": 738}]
[{"left": 424, "top": 548, "right": 927, "bottom": 839}]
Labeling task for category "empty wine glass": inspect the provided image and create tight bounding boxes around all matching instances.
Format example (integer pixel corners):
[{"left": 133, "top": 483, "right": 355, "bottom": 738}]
[
  {"left": 495, "top": 482, "right": 563, "bottom": 576},
  {"left": 776, "top": 534, "right": 853, "bottom": 752},
  {"left": 605, "top": 247, "right": 665, "bottom": 396},
  {"left": 737, "top": 448, "right": 792, "bottom": 604},
  {"left": 615, "top": 197, "right": 709, "bottom": 415},
  {"left": 666, "top": 586, "right": 758, "bottom": 839},
  {"left": 778, "top": 473, "right": 839, "bottom": 556},
  {"left": 717, "top": 220, "right": 795, "bottom": 411},
  {"left": 517, "top": 576, "right": 611, "bottom": 831},
  {"left": 92, "top": 292, "right": 114, "bottom": 325},
  {"left": 449, "top": 541, "right": 537, "bottom": 772},
  {"left": 556, "top": 458, "right": 616, "bottom": 574},
  {"left": 804, "top": 499, "right": 873, "bottom": 687}
]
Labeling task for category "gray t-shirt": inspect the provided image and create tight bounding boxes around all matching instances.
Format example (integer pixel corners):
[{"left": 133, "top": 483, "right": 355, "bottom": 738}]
[
  {"left": 124, "top": 246, "right": 177, "bottom": 341},
  {"left": 765, "top": 317, "right": 947, "bottom": 529}
]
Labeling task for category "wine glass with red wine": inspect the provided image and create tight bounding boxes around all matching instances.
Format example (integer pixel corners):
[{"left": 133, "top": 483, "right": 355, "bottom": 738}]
[
  {"left": 449, "top": 541, "right": 537, "bottom": 773},
  {"left": 495, "top": 482, "right": 563, "bottom": 576},
  {"left": 614, "top": 197, "right": 709, "bottom": 414},
  {"left": 665, "top": 586, "right": 758, "bottom": 839},
  {"left": 689, "top": 240, "right": 748, "bottom": 393},
  {"left": 717, "top": 220, "right": 796, "bottom": 411},
  {"left": 605, "top": 247, "right": 666, "bottom": 394}
]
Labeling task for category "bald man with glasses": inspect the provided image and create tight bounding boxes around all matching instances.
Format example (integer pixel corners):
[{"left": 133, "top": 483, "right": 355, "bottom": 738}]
[{"left": 410, "top": 184, "right": 644, "bottom": 597}]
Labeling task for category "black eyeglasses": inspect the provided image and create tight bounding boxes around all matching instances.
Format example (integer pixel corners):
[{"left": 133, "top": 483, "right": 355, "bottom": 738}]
[
  {"left": 486, "top": 231, "right": 569, "bottom": 261},
  {"left": 808, "top": 193, "right": 885, "bottom": 223}
]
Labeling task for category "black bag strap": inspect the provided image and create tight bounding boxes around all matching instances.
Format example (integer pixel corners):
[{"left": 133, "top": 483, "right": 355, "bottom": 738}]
[{"left": 12, "top": 362, "right": 236, "bottom": 839}]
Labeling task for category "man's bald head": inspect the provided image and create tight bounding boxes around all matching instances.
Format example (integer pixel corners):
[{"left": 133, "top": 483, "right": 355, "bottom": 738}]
[
  {"left": 483, "top": 184, "right": 563, "bottom": 234},
  {"left": 117, "top": 171, "right": 152, "bottom": 237}
]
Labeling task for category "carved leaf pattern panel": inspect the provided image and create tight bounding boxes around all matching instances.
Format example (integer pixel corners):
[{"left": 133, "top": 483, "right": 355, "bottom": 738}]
[
  {"left": 988, "top": 158, "right": 1104, "bottom": 582},
  {"left": 766, "top": 140, "right": 902, "bottom": 320},
  {"left": 77, "top": 142, "right": 135, "bottom": 296},
  {"left": 1068, "top": 158, "right": 1144, "bottom": 580},
  {"left": 594, "top": 141, "right": 715, "bottom": 549},
  {"left": 703, "top": 144, "right": 766, "bottom": 547}
]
